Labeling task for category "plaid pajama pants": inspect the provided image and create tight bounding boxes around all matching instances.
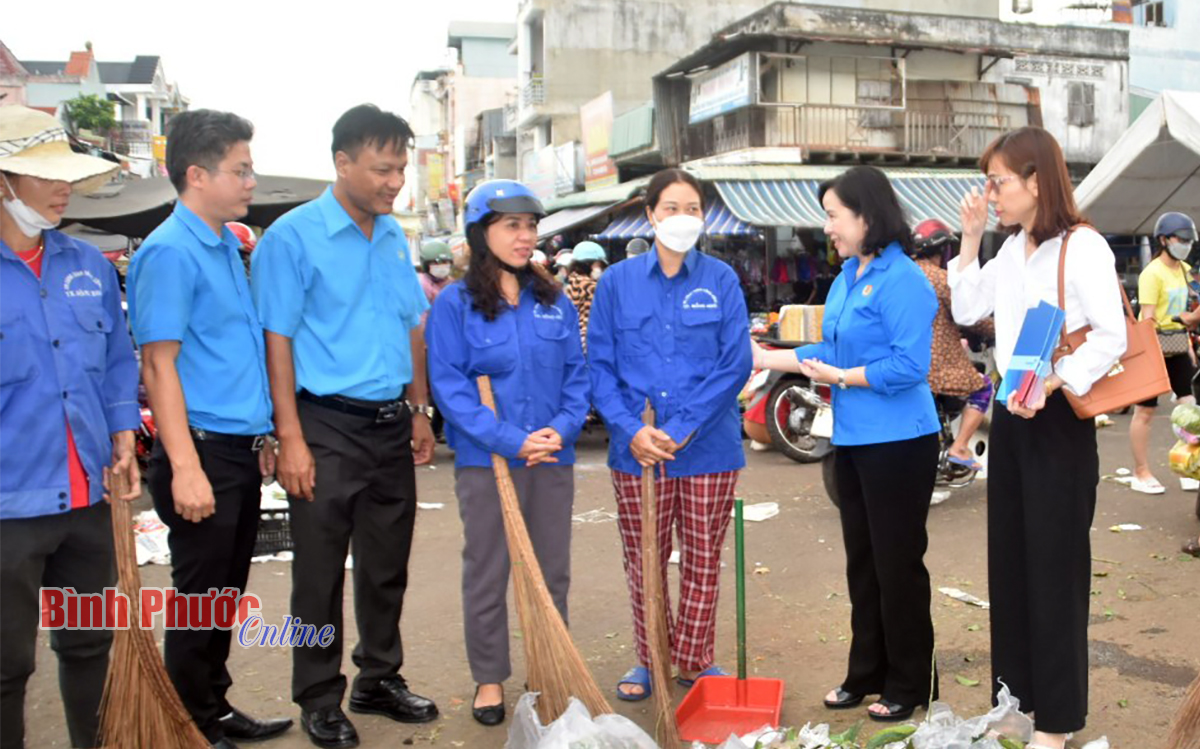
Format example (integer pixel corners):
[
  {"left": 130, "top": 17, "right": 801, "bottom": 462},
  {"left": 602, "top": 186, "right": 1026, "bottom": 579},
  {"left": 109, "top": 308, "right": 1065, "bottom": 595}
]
[{"left": 611, "top": 469, "right": 739, "bottom": 673}]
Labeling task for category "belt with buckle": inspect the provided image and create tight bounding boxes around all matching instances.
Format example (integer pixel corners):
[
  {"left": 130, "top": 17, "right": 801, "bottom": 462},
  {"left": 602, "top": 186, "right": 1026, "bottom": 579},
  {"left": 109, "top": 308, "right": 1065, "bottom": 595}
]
[
  {"left": 298, "top": 389, "right": 407, "bottom": 424},
  {"left": 189, "top": 427, "right": 268, "bottom": 452}
]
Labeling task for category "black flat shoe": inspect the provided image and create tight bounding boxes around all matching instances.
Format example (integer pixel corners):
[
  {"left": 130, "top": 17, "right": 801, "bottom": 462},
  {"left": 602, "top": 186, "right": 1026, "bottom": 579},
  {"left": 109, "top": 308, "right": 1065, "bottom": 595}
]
[
  {"left": 472, "top": 685, "right": 506, "bottom": 727},
  {"left": 823, "top": 687, "right": 864, "bottom": 709},
  {"left": 219, "top": 706, "right": 293, "bottom": 742},
  {"left": 868, "top": 698, "right": 922, "bottom": 722}
]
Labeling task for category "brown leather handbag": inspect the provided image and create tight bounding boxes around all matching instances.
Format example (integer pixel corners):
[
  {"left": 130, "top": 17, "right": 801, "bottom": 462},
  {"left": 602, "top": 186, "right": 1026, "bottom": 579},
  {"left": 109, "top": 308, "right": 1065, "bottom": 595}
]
[{"left": 1054, "top": 225, "right": 1170, "bottom": 419}]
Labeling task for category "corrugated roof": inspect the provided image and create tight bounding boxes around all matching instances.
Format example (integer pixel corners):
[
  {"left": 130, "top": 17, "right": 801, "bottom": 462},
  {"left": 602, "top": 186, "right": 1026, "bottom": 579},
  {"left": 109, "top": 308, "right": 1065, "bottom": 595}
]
[
  {"left": 712, "top": 167, "right": 993, "bottom": 230},
  {"left": 97, "top": 62, "right": 134, "bottom": 84},
  {"left": 22, "top": 60, "right": 67, "bottom": 76},
  {"left": 543, "top": 176, "right": 652, "bottom": 212},
  {"left": 610, "top": 102, "right": 655, "bottom": 158}
]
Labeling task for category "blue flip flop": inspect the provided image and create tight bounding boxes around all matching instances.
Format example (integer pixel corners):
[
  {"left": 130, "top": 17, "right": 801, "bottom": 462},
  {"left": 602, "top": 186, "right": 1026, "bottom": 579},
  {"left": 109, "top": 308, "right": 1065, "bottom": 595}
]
[
  {"left": 947, "top": 455, "right": 983, "bottom": 472},
  {"left": 676, "top": 665, "right": 729, "bottom": 688},
  {"left": 616, "top": 666, "right": 652, "bottom": 702}
]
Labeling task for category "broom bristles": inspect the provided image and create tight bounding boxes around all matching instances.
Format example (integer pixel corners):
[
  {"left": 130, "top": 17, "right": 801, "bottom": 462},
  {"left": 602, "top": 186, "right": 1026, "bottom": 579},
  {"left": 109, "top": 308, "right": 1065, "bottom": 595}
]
[
  {"left": 479, "top": 377, "right": 612, "bottom": 724},
  {"left": 641, "top": 402, "right": 681, "bottom": 747},
  {"left": 1166, "top": 673, "right": 1200, "bottom": 749},
  {"left": 100, "top": 473, "right": 208, "bottom": 749}
]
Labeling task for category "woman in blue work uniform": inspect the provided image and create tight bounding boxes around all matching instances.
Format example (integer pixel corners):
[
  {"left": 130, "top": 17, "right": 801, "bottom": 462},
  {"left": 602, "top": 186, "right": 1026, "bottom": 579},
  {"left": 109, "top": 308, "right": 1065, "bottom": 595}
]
[
  {"left": 755, "top": 165, "right": 940, "bottom": 722},
  {"left": 589, "top": 168, "right": 752, "bottom": 701},
  {"left": 425, "top": 180, "right": 589, "bottom": 728}
]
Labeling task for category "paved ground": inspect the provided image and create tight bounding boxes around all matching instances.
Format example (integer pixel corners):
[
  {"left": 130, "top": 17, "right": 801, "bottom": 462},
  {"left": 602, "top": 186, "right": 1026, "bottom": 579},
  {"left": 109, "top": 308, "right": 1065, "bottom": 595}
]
[{"left": 23, "top": 408, "right": 1200, "bottom": 748}]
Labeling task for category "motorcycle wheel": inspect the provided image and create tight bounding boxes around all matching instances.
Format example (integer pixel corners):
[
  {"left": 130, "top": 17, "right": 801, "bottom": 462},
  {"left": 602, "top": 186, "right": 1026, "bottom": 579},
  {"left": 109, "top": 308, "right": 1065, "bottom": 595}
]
[
  {"left": 765, "top": 379, "right": 829, "bottom": 464},
  {"left": 821, "top": 451, "right": 840, "bottom": 510}
]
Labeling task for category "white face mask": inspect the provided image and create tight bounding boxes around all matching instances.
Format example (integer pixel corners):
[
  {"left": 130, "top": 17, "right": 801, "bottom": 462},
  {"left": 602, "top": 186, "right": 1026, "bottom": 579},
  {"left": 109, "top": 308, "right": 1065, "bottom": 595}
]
[
  {"left": 653, "top": 214, "right": 704, "bottom": 254},
  {"left": 1, "top": 175, "right": 59, "bottom": 238},
  {"left": 429, "top": 263, "right": 452, "bottom": 279},
  {"left": 1167, "top": 240, "right": 1192, "bottom": 262},
  {"left": 590, "top": 267, "right": 604, "bottom": 281}
]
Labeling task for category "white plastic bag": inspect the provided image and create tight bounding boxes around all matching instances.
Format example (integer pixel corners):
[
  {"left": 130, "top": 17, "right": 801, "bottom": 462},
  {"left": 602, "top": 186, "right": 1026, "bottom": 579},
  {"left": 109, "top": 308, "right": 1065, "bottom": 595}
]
[
  {"left": 911, "top": 684, "right": 1032, "bottom": 749},
  {"left": 506, "top": 693, "right": 658, "bottom": 749}
]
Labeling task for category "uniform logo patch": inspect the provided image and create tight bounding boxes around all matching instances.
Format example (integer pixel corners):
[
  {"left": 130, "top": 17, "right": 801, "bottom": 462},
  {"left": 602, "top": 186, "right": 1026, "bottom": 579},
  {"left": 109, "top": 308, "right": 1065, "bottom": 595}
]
[
  {"left": 63, "top": 270, "right": 102, "bottom": 299},
  {"left": 533, "top": 304, "right": 565, "bottom": 321},
  {"left": 862, "top": 284, "right": 874, "bottom": 297},
  {"left": 682, "top": 288, "right": 719, "bottom": 310}
]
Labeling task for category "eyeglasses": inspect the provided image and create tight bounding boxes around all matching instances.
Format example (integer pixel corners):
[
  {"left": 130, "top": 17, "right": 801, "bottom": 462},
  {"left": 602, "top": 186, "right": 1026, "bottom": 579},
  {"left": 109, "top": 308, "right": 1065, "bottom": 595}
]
[
  {"left": 207, "top": 167, "right": 256, "bottom": 183},
  {"left": 985, "top": 174, "right": 1019, "bottom": 191}
]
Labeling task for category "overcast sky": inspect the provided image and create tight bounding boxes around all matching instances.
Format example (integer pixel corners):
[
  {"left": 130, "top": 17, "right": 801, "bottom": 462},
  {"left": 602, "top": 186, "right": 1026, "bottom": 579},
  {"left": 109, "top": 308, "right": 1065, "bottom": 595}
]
[{"left": 7, "top": 0, "right": 518, "bottom": 182}]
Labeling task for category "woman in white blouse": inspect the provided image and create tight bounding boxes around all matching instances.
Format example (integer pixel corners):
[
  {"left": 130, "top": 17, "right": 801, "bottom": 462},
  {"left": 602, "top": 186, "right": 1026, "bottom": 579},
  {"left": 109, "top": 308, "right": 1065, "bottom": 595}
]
[{"left": 948, "top": 126, "right": 1126, "bottom": 749}]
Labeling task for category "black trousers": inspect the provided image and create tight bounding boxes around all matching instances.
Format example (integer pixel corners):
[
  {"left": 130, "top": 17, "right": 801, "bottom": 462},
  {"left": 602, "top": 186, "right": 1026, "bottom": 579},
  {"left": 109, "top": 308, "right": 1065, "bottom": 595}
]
[
  {"left": 0, "top": 502, "right": 114, "bottom": 749},
  {"left": 289, "top": 399, "right": 417, "bottom": 711},
  {"left": 148, "top": 437, "right": 262, "bottom": 743},
  {"left": 835, "top": 432, "right": 940, "bottom": 707},
  {"left": 989, "top": 392, "right": 1097, "bottom": 734}
]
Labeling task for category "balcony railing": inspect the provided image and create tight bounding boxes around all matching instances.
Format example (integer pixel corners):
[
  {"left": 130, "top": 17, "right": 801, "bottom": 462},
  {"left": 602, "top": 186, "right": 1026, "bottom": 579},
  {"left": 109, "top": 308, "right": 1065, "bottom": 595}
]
[
  {"left": 521, "top": 76, "right": 545, "bottom": 109},
  {"left": 684, "top": 104, "right": 1011, "bottom": 162}
]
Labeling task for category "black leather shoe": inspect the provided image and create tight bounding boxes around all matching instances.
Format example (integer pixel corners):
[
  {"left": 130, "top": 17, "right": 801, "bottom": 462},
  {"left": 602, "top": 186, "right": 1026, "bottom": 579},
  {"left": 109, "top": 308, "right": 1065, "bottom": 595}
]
[
  {"left": 472, "top": 685, "right": 505, "bottom": 727},
  {"left": 348, "top": 676, "right": 439, "bottom": 724},
  {"left": 219, "top": 707, "right": 293, "bottom": 742},
  {"left": 300, "top": 706, "right": 359, "bottom": 749},
  {"left": 210, "top": 739, "right": 239, "bottom": 749}
]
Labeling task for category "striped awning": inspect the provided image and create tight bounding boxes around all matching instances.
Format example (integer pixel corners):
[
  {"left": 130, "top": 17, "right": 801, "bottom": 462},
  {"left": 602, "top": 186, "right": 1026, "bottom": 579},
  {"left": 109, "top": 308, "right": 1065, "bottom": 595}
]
[
  {"left": 711, "top": 169, "right": 991, "bottom": 231},
  {"left": 595, "top": 197, "right": 757, "bottom": 240}
]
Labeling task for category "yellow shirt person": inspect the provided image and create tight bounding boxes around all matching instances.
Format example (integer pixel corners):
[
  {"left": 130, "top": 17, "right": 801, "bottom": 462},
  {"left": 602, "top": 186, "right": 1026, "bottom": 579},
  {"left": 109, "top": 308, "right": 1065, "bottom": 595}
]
[{"left": 1139, "top": 255, "right": 1193, "bottom": 331}]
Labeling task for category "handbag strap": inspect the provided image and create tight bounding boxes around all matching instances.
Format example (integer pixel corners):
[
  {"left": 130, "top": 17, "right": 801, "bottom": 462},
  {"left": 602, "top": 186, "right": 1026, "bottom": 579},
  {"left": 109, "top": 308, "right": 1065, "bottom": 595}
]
[{"left": 1056, "top": 223, "right": 1136, "bottom": 353}]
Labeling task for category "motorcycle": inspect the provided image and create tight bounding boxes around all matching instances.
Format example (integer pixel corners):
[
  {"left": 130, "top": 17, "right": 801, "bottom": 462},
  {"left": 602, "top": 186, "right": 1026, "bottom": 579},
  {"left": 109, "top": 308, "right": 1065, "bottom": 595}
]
[
  {"left": 821, "top": 393, "right": 986, "bottom": 509},
  {"left": 743, "top": 338, "right": 990, "bottom": 508},
  {"left": 742, "top": 338, "right": 834, "bottom": 464},
  {"left": 135, "top": 384, "right": 156, "bottom": 477}
]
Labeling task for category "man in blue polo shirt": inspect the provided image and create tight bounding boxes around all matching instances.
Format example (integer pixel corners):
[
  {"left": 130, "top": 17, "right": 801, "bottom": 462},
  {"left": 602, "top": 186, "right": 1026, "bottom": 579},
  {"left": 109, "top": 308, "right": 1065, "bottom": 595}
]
[
  {"left": 251, "top": 104, "right": 437, "bottom": 749},
  {"left": 127, "top": 109, "right": 291, "bottom": 749},
  {"left": 1, "top": 105, "right": 140, "bottom": 749}
]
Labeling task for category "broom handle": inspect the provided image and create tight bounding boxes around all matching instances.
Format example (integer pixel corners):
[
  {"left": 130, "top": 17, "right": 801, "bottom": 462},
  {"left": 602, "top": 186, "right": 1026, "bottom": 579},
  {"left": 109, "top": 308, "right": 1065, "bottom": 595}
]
[{"left": 735, "top": 498, "right": 747, "bottom": 681}]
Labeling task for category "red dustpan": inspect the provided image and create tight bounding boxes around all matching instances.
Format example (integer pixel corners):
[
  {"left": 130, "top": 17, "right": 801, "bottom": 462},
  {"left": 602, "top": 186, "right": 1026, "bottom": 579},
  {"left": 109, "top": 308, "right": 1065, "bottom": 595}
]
[{"left": 676, "top": 499, "right": 785, "bottom": 743}]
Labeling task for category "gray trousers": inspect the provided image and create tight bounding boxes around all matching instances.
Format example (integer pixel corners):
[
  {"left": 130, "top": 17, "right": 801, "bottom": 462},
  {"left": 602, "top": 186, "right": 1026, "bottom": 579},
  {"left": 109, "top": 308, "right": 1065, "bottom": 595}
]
[{"left": 455, "top": 465, "right": 574, "bottom": 684}]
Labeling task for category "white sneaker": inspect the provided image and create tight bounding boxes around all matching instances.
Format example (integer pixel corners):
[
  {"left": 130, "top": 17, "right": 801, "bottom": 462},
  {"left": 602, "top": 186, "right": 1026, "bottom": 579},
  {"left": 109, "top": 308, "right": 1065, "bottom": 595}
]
[
  {"left": 1129, "top": 476, "right": 1166, "bottom": 495},
  {"left": 1181, "top": 477, "right": 1200, "bottom": 491},
  {"left": 749, "top": 440, "right": 772, "bottom": 452}
]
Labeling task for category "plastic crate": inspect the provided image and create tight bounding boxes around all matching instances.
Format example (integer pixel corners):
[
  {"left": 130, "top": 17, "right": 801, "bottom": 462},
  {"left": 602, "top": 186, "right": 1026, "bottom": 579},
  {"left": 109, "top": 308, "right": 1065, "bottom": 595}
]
[{"left": 253, "top": 510, "right": 293, "bottom": 557}]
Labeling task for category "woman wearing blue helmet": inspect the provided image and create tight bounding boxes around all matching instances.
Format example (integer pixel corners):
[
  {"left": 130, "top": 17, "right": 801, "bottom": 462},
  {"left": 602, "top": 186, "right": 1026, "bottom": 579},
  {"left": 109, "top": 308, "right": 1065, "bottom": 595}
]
[
  {"left": 1129, "top": 211, "right": 1200, "bottom": 495},
  {"left": 424, "top": 180, "right": 590, "bottom": 727}
]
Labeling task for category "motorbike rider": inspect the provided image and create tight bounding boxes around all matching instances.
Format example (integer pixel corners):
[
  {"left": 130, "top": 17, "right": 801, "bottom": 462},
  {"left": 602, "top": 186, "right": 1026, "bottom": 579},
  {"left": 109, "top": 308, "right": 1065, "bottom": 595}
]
[{"left": 911, "top": 219, "right": 993, "bottom": 473}]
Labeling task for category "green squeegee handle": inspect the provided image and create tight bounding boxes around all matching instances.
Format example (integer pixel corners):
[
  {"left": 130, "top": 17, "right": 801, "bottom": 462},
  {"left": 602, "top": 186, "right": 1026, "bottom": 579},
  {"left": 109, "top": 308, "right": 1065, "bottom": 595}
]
[{"left": 735, "top": 498, "right": 746, "bottom": 681}]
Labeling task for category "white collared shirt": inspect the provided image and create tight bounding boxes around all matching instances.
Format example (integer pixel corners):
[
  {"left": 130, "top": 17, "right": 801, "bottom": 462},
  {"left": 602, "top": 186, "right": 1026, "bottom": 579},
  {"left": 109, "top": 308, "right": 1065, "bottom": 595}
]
[{"left": 947, "top": 227, "right": 1127, "bottom": 397}]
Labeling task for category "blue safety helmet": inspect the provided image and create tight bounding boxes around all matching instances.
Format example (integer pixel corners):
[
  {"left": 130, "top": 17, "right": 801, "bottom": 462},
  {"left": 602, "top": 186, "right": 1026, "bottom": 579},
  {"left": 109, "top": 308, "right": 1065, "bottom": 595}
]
[
  {"left": 1154, "top": 212, "right": 1197, "bottom": 243},
  {"left": 572, "top": 241, "right": 607, "bottom": 264},
  {"left": 464, "top": 180, "right": 546, "bottom": 233}
]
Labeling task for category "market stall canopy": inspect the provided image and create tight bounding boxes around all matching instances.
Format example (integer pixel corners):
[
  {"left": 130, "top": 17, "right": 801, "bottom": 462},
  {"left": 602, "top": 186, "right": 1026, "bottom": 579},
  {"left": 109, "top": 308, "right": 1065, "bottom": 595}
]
[
  {"left": 595, "top": 196, "right": 756, "bottom": 240},
  {"left": 537, "top": 202, "right": 620, "bottom": 240},
  {"left": 1075, "top": 91, "right": 1200, "bottom": 235},
  {"left": 59, "top": 223, "right": 130, "bottom": 253},
  {"left": 692, "top": 165, "right": 989, "bottom": 231},
  {"left": 64, "top": 175, "right": 330, "bottom": 238}
]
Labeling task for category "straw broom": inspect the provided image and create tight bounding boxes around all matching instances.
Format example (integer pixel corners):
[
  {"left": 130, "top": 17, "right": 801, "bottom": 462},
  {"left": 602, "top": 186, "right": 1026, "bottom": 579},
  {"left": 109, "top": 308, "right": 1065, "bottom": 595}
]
[
  {"left": 99, "top": 471, "right": 208, "bottom": 749},
  {"left": 477, "top": 376, "right": 612, "bottom": 724},
  {"left": 1165, "top": 672, "right": 1200, "bottom": 749},
  {"left": 641, "top": 401, "right": 681, "bottom": 747}
]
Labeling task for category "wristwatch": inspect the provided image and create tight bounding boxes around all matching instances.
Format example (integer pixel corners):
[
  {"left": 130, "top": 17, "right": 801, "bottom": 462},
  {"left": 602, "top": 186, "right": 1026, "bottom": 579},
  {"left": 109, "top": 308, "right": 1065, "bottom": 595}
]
[
  {"left": 836, "top": 370, "right": 848, "bottom": 390},
  {"left": 407, "top": 402, "right": 435, "bottom": 419}
]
